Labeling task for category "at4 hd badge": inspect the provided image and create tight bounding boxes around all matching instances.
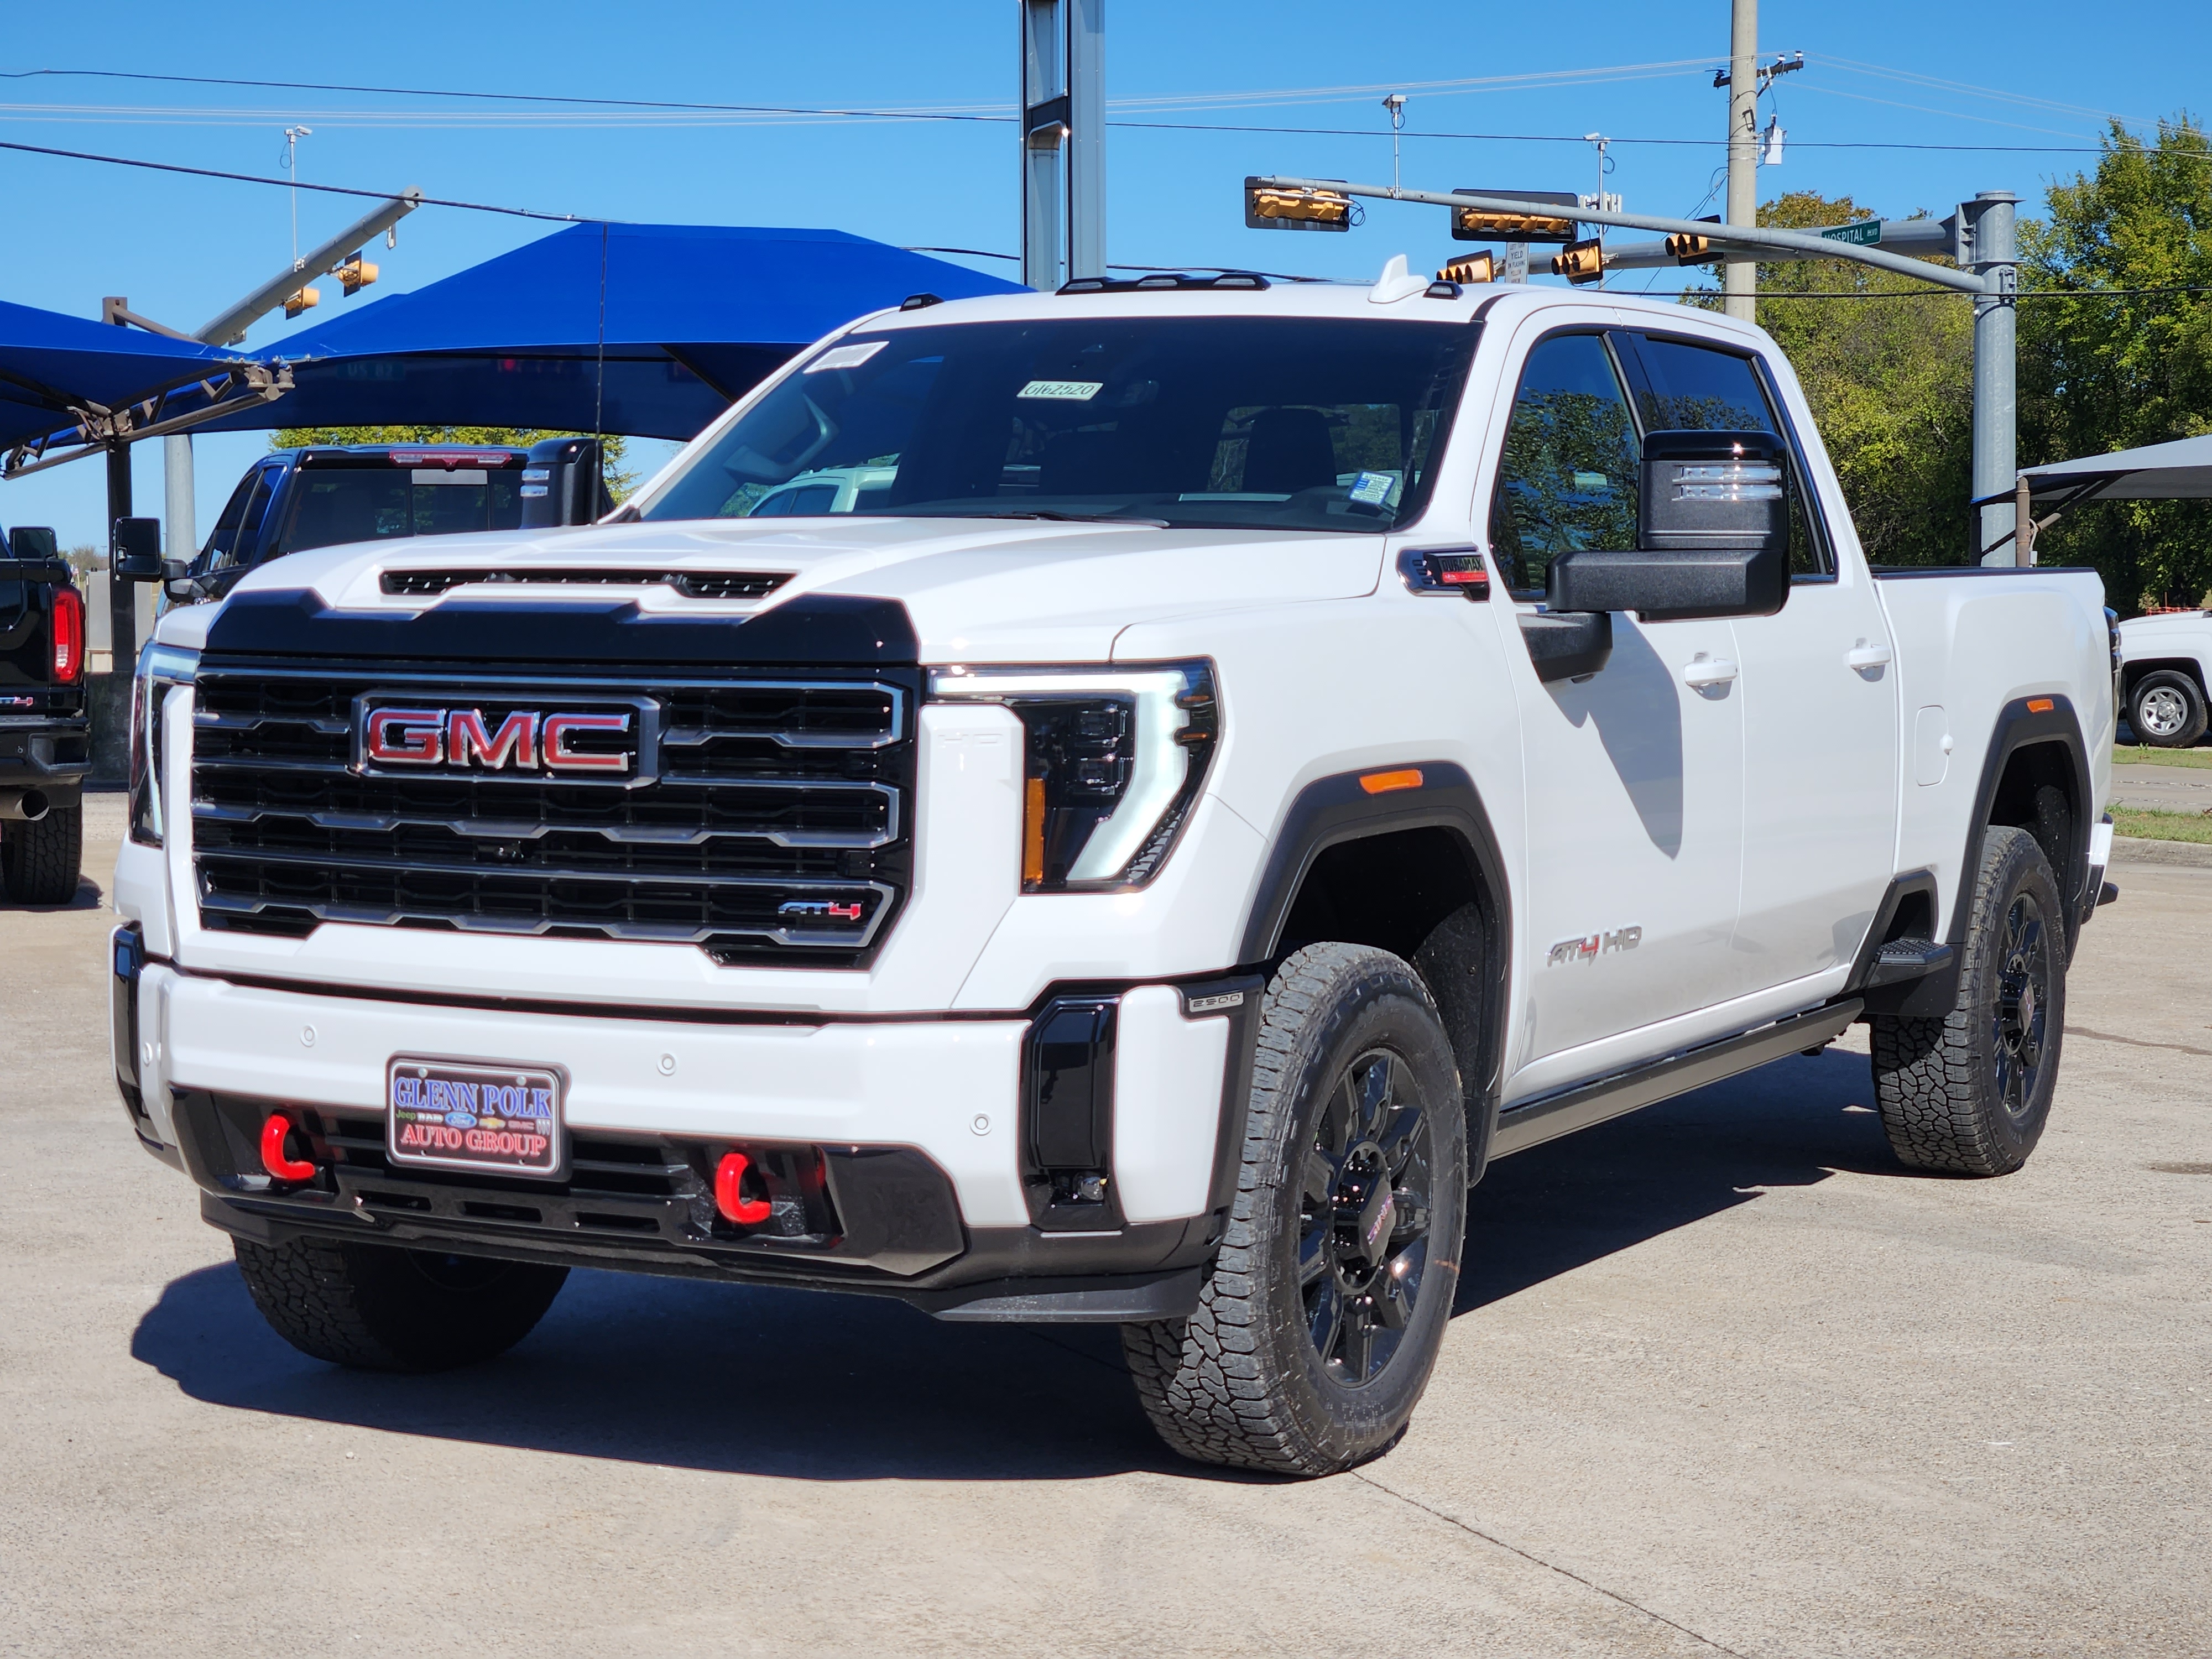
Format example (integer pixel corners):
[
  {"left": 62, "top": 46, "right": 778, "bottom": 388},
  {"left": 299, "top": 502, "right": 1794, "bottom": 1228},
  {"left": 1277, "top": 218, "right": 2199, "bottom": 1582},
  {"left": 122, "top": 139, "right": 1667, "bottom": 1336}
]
[{"left": 1547, "top": 926, "right": 1642, "bottom": 966}]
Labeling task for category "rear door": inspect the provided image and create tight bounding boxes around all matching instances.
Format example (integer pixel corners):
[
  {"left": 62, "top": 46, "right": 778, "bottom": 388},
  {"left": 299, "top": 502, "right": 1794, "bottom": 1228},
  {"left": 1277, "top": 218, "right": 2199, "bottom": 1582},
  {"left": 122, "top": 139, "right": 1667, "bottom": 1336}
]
[
  {"left": 1487, "top": 325, "right": 1748, "bottom": 1083},
  {"left": 1612, "top": 330, "right": 1899, "bottom": 988}
]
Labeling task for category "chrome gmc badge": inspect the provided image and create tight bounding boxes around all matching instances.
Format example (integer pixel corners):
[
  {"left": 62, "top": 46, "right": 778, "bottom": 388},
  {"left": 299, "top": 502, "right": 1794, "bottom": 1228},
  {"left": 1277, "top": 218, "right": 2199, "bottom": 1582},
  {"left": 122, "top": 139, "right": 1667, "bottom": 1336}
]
[{"left": 351, "top": 692, "right": 660, "bottom": 785}]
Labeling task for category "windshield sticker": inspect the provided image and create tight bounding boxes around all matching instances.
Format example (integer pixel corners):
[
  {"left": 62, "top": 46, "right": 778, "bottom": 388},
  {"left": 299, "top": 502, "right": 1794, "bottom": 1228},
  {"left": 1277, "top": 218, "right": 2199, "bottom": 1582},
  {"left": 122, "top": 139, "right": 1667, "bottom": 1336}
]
[
  {"left": 1017, "top": 379, "right": 1104, "bottom": 401},
  {"left": 805, "top": 340, "right": 889, "bottom": 374},
  {"left": 1347, "top": 471, "right": 1397, "bottom": 507}
]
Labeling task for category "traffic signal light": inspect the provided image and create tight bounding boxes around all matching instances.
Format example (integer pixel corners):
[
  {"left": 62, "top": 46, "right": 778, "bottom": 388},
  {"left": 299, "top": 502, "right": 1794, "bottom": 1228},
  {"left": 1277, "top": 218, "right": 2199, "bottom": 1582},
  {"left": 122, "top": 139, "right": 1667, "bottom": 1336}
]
[
  {"left": 1245, "top": 178, "right": 1354, "bottom": 231},
  {"left": 338, "top": 253, "right": 378, "bottom": 295},
  {"left": 1437, "top": 252, "right": 1495, "bottom": 285},
  {"left": 1449, "top": 189, "right": 1578, "bottom": 244},
  {"left": 1552, "top": 239, "right": 1605, "bottom": 285},
  {"left": 1665, "top": 216, "right": 1723, "bottom": 264},
  {"left": 283, "top": 287, "right": 320, "bottom": 319}
]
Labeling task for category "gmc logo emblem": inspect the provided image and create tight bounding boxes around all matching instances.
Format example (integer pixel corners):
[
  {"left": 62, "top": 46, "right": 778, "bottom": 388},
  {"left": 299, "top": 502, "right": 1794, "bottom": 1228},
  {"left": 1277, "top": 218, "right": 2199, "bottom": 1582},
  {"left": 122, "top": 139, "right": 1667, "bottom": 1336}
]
[{"left": 352, "top": 694, "right": 658, "bottom": 784}]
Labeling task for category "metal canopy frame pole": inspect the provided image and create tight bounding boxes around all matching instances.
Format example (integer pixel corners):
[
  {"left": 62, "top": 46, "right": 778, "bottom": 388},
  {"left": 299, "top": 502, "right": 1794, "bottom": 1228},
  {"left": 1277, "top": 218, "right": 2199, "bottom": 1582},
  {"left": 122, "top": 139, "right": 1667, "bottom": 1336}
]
[{"left": 1020, "top": 0, "right": 1103, "bottom": 290}]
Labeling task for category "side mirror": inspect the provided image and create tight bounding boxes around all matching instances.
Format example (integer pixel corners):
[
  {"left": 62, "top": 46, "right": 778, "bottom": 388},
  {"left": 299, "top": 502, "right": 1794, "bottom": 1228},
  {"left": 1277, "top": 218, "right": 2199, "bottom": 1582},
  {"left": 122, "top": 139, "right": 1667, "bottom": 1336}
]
[
  {"left": 112, "top": 517, "right": 165, "bottom": 582},
  {"left": 4, "top": 526, "right": 59, "bottom": 565},
  {"left": 519, "top": 436, "right": 614, "bottom": 529},
  {"left": 1547, "top": 430, "right": 1791, "bottom": 623}
]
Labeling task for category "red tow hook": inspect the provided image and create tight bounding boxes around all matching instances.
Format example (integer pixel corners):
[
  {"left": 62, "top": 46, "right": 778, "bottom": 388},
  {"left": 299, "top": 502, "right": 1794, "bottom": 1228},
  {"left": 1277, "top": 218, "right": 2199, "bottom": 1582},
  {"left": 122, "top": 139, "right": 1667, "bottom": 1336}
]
[
  {"left": 259, "top": 1113, "right": 317, "bottom": 1182},
  {"left": 714, "top": 1150, "right": 773, "bottom": 1225}
]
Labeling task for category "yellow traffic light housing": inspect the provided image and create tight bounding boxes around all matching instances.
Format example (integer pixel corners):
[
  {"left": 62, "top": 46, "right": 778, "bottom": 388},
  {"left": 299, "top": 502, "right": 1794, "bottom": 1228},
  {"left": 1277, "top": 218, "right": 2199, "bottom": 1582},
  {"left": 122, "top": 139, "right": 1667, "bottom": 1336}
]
[
  {"left": 283, "top": 286, "right": 321, "bottom": 319},
  {"left": 1551, "top": 239, "right": 1605, "bottom": 285},
  {"left": 1437, "top": 252, "right": 1495, "bottom": 285},
  {"left": 1449, "top": 189, "right": 1579, "bottom": 244},
  {"left": 338, "top": 254, "right": 379, "bottom": 295},
  {"left": 1244, "top": 178, "right": 1354, "bottom": 231},
  {"left": 1666, "top": 216, "right": 1724, "bottom": 264}
]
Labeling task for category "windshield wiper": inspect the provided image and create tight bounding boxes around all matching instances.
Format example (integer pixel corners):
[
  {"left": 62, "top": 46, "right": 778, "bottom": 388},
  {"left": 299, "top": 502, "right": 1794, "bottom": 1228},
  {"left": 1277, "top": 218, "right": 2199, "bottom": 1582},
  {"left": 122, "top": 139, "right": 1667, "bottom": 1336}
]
[{"left": 933, "top": 508, "right": 1171, "bottom": 528}]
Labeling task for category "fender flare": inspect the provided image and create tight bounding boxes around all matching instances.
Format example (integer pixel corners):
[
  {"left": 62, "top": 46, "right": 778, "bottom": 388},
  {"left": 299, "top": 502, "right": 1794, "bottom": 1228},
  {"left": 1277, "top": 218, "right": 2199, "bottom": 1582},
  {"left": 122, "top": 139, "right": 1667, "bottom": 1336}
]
[{"left": 1235, "top": 762, "right": 1514, "bottom": 1181}]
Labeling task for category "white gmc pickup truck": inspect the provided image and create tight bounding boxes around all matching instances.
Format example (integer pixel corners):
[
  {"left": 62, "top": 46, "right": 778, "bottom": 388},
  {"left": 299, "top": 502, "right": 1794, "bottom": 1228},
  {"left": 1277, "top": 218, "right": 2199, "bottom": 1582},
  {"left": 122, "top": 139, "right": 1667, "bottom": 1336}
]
[{"left": 112, "top": 273, "right": 2117, "bottom": 1477}]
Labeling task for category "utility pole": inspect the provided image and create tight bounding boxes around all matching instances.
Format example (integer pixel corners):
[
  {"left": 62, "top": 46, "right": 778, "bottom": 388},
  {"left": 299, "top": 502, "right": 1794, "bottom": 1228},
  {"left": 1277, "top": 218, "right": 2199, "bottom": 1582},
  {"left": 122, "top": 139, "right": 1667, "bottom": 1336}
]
[
  {"left": 1723, "top": 0, "right": 1759, "bottom": 322},
  {"left": 1020, "top": 0, "right": 1105, "bottom": 291},
  {"left": 1964, "top": 191, "right": 2021, "bottom": 564}
]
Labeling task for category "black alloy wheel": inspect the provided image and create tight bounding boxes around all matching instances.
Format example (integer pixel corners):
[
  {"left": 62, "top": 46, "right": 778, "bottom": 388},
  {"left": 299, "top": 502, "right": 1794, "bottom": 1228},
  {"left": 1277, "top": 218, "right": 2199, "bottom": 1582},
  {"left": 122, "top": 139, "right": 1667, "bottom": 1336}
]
[
  {"left": 1301, "top": 1048, "right": 1439, "bottom": 1387},
  {"left": 1990, "top": 891, "right": 2052, "bottom": 1122}
]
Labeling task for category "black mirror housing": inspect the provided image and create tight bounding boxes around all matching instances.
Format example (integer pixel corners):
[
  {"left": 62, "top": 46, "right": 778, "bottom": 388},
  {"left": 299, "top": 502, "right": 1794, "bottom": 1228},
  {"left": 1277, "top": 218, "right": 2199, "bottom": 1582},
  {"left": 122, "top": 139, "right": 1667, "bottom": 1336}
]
[
  {"left": 5, "top": 525, "right": 59, "bottom": 564},
  {"left": 1546, "top": 430, "right": 1791, "bottom": 623},
  {"left": 519, "top": 436, "right": 615, "bottom": 529},
  {"left": 112, "top": 517, "right": 164, "bottom": 582}
]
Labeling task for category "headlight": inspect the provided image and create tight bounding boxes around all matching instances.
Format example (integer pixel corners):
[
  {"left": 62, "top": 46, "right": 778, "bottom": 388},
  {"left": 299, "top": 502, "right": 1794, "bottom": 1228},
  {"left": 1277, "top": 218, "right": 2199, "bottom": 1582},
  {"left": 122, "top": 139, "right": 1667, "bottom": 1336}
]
[
  {"left": 928, "top": 660, "right": 1218, "bottom": 892},
  {"left": 129, "top": 643, "right": 198, "bottom": 848}
]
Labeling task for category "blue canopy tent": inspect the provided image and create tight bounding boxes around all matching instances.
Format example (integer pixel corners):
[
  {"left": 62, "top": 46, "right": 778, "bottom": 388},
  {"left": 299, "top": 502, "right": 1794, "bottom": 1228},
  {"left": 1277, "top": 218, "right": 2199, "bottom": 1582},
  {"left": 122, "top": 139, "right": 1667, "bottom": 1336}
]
[
  {"left": 197, "top": 223, "right": 1026, "bottom": 441},
  {"left": 0, "top": 299, "right": 267, "bottom": 465}
]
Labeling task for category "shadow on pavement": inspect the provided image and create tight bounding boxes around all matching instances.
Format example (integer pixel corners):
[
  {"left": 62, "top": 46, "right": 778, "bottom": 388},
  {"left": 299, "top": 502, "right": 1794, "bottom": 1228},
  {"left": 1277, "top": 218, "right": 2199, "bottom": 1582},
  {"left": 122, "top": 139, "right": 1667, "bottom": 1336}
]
[
  {"left": 133, "top": 1048, "right": 1898, "bottom": 1477},
  {"left": 1458, "top": 1045, "right": 1901, "bottom": 1314}
]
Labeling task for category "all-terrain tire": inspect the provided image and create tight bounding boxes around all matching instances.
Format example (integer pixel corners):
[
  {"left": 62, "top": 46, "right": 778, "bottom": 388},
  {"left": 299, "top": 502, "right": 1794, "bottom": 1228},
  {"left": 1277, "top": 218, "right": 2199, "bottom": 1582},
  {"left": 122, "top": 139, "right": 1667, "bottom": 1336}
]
[
  {"left": 232, "top": 1235, "right": 568, "bottom": 1371},
  {"left": 1121, "top": 943, "right": 1468, "bottom": 1477},
  {"left": 2127, "top": 669, "right": 2208, "bottom": 749},
  {"left": 0, "top": 804, "right": 82, "bottom": 905},
  {"left": 1870, "top": 826, "right": 2065, "bottom": 1176}
]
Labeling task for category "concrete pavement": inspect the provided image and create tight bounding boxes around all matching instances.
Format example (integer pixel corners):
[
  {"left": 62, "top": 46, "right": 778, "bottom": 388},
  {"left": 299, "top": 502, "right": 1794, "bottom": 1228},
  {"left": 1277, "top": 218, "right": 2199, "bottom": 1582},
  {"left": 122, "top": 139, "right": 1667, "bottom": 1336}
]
[{"left": 1, "top": 795, "right": 2206, "bottom": 1657}]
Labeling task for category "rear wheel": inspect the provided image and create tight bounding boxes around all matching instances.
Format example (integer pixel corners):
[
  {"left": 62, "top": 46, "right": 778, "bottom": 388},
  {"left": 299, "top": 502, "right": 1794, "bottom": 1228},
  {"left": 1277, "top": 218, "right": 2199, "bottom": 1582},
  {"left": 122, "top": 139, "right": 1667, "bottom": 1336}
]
[
  {"left": 0, "top": 804, "right": 82, "bottom": 905},
  {"left": 1870, "top": 825, "right": 2064, "bottom": 1175},
  {"left": 232, "top": 1235, "right": 568, "bottom": 1371},
  {"left": 1121, "top": 943, "right": 1467, "bottom": 1477},
  {"left": 2127, "top": 669, "right": 2208, "bottom": 748}
]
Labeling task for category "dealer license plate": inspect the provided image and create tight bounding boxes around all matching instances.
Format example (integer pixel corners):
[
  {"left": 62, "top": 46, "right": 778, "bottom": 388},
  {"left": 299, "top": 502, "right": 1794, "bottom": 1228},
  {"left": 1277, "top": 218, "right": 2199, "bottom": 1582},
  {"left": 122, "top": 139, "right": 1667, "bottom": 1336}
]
[{"left": 387, "top": 1057, "right": 565, "bottom": 1179}]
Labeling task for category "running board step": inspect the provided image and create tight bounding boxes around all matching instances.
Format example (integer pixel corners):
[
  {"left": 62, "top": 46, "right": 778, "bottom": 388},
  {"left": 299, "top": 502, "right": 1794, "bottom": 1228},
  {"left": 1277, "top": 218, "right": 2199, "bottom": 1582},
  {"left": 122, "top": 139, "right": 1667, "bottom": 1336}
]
[
  {"left": 1491, "top": 999, "right": 1863, "bottom": 1160},
  {"left": 1863, "top": 937, "right": 1955, "bottom": 987}
]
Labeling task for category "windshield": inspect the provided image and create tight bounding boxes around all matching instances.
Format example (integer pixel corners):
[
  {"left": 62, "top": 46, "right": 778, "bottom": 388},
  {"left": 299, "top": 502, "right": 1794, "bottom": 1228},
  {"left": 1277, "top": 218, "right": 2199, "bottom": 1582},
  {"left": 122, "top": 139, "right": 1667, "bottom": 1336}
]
[{"left": 639, "top": 315, "right": 1480, "bottom": 534}]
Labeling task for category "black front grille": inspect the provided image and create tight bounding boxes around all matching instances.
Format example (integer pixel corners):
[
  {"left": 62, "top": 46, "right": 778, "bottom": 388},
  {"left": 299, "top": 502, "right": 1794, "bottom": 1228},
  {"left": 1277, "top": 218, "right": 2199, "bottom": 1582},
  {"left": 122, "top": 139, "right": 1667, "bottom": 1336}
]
[{"left": 190, "top": 659, "right": 915, "bottom": 967}]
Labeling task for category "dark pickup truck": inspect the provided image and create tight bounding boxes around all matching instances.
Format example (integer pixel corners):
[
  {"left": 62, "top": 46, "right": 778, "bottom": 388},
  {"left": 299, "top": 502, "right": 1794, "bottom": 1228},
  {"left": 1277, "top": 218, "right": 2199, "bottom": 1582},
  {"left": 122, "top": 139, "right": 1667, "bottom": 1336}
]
[
  {"left": 178, "top": 436, "right": 614, "bottom": 602},
  {"left": 0, "top": 525, "right": 88, "bottom": 904}
]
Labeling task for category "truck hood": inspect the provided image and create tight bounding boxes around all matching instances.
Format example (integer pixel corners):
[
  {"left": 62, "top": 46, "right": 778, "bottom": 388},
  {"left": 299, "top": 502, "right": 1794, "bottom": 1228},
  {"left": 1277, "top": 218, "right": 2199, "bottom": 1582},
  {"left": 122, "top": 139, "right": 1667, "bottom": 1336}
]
[{"left": 167, "top": 517, "right": 1387, "bottom": 662}]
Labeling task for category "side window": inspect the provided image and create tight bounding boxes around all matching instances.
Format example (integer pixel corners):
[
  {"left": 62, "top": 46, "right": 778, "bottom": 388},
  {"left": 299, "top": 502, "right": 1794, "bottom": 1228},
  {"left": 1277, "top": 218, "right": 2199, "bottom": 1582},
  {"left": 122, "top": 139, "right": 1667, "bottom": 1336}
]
[
  {"left": 1611, "top": 333, "right": 1833, "bottom": 578},
  {"left": 195, "top": 472, "right": 258, "bottom": 573},
  {"left": 1486, "top": 333, "right": 1641, "bottom": 597},
  {"left": 209, "top": 471, "right": 276, "bottom": 572}
]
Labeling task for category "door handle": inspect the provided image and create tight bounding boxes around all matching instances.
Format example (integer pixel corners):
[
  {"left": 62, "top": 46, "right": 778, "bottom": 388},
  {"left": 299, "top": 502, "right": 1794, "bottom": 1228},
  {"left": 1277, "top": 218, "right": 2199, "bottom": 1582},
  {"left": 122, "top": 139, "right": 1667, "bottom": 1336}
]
[
  {"left": 1846, "top": 642, "right": 1895, "bottom": 670},
  {"left": 1682, "top": 655, "right": 1739, "bottom": 688}
]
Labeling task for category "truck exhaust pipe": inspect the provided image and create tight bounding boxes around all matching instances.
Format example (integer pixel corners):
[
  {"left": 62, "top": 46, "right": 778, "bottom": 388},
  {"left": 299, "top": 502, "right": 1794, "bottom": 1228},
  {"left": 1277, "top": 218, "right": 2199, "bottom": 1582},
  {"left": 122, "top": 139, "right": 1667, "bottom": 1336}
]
[{"left": 0, "top": 789, "right": 49, "bottom": 822}]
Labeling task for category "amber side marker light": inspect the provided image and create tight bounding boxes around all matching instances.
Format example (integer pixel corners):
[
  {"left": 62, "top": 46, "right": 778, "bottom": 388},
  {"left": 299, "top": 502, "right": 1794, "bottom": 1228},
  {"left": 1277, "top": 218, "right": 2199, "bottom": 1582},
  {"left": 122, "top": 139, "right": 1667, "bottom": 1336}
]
[
  {"left": 1360, "top": 768, "right": 1425, "bottom": 796},
  {"left": 2026, "top": 697, "right": 2055, "bottom": 713},
  {"left": 1022, "top": 776, "right": 1048, "bottom": 884}
]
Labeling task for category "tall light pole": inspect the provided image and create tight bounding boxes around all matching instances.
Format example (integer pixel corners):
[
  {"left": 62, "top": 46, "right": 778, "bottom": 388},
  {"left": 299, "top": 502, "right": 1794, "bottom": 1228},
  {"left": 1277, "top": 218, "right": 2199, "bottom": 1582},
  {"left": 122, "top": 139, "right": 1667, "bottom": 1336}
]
[
  {"left": 1020, "top": 0, "right": 1104, "bottom": 291},
  {"left": 1723, "top": 0, "right": 1759, "bottom": 322}
]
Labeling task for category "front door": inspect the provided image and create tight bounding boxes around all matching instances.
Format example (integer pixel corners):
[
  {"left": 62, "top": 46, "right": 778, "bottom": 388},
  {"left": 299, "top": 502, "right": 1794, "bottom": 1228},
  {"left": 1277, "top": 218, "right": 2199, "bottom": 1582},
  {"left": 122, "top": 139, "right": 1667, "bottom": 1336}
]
[
  {"left": 1609, "top": 330, "right": 1901, "bottom": 988},
  {"left": 1486, "top": 327, "right": 1748, "bottom": 1091}
]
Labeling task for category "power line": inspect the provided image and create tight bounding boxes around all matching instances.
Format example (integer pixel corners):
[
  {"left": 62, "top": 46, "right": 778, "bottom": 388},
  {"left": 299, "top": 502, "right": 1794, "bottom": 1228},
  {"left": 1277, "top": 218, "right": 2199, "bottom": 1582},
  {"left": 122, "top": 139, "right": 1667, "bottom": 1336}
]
[
  {"left": 1, "top": 64, "right": 2199, "bottom": 155},
  {"left": 0, "top": 136, "right": 587, "bottom": 220}
]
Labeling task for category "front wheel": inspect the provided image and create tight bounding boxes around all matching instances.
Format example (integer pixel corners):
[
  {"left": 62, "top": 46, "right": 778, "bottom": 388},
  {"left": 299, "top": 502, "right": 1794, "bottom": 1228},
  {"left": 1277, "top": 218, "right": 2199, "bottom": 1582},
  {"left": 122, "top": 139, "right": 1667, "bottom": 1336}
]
[
  {"left": 1870, "top": 825, "right": 2065, "bottom": 1175},
  {"left": 1121, "top": 943, "right": 1468, "bottom": 1477},
  {"left": 2128, "top": 669, "right": 2208, "bottom": 748},
  {"left": 233, "top": 1235, "right": 568, "bottom": 1371}
]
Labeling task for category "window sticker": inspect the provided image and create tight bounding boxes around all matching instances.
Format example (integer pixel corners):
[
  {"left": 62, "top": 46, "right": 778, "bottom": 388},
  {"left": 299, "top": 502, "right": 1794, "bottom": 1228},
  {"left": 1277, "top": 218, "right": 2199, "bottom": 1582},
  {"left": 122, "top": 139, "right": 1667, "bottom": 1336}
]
[
  {"left": 1347, "top": 471, "right": 1396, "bottom": 506},
  {"left": 805, "top": 340, "right": 889, "bottom": 374},
  {"left": 1016, "top": 379, "right": 1104, "bottom": 401}
]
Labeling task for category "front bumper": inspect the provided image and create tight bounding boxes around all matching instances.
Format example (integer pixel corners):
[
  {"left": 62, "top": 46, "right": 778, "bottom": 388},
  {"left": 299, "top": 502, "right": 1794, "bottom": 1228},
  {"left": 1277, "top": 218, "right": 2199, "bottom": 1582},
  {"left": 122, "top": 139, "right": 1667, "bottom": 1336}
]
[{"left": 117, "top": 942, "right": 1254, "bottom": 1319}]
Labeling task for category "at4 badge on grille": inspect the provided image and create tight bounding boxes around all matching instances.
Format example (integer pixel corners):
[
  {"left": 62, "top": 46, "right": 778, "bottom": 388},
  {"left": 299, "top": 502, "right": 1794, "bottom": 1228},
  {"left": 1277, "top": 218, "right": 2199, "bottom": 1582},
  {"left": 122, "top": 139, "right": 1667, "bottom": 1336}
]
[
  {"left": 388, "top": 1057, "right": 566, "bottom": 1178},
  {"left": 352, "top": 692, "right": 659, "bottom": 785}
]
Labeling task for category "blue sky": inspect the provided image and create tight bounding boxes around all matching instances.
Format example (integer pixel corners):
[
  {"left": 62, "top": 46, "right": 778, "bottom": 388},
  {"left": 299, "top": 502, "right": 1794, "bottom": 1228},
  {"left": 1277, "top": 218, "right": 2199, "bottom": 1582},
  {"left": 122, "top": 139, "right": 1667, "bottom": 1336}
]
[{"left": 1, "top": 0, "right": 2201, "bottom": 551}]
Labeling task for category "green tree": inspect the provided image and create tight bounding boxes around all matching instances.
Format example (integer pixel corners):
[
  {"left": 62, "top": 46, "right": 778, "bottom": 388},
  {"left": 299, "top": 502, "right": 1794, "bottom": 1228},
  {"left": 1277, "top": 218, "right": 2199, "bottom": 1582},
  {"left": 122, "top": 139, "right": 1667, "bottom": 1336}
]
[
  {"left": 2018, "top": 117, "right": 2212, "bottom": 611},
  {"left": 269, "top": 425, "right": 637, "bottom": 502},
  {"left": 1685, "top": 191, "right": 1975, "bottom": 566}
]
